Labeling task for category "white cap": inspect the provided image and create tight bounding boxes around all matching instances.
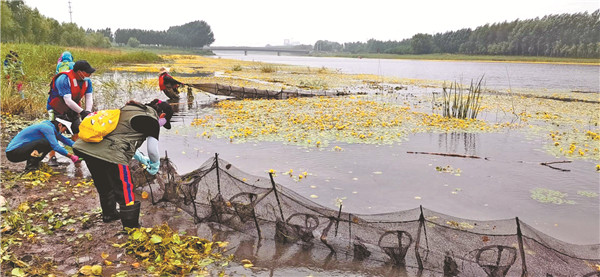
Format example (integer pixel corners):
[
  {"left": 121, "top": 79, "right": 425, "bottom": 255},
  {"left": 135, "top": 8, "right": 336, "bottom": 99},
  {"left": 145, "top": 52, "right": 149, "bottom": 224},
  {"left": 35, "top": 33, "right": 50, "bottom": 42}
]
[{"left": 55, "top": 118, "right": 73, "bottom": 134}]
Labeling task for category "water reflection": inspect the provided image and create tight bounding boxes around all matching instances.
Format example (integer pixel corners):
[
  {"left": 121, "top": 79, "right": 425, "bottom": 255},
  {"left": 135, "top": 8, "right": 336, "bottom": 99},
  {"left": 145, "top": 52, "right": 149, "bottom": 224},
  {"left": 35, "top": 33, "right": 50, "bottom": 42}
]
[{"left": 438, "top": 133, "right": 478, "bottom": 156}]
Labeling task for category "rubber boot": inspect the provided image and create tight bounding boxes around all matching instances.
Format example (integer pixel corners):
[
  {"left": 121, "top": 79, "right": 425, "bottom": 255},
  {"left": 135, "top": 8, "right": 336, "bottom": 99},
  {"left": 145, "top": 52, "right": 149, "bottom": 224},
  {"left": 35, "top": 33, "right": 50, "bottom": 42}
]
[
  {"left": 120, "top": 201, "right": 141, "bottom": 229},
  {"left": 100, "top": 195, "right": 120, "bottom": 223},
  {"left": 25, "top": 156, "right": 43, "bottom": 172}
]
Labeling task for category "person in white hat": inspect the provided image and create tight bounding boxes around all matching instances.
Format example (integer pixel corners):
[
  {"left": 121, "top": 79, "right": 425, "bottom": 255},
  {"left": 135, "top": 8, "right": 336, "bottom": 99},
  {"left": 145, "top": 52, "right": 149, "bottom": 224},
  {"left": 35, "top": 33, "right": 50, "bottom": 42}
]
[
  {"left": 5, "top": 118, "right": 80, "bottom": 171},
  {"left": 158, "top": 67, "right": 185, "bottom": 99}
]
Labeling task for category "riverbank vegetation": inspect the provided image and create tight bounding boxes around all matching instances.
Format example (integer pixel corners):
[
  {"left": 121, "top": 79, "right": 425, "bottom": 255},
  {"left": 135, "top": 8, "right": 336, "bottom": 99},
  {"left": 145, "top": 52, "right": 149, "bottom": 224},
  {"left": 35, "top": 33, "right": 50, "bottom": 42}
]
[
  {"left": 1, "top": 43, "right": 161, "bottom": 117},
  {"left": 313, "top": 10, "right": 599, "bottom": 59}
]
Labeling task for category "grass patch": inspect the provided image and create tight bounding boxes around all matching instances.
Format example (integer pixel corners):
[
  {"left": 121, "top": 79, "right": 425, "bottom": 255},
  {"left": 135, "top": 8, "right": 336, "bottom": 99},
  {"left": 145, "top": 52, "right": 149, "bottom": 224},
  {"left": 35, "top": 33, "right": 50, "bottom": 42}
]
[{"left": 0, "top": 43, "right": 162, "bottom": 117}]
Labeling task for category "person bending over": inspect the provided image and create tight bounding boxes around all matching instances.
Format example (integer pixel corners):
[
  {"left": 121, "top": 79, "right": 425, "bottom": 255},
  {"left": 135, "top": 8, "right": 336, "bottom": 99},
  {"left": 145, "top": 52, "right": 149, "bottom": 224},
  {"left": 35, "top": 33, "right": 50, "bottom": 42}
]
[{"left": 73, "top": 99, "right": 174, "bottom": 229}]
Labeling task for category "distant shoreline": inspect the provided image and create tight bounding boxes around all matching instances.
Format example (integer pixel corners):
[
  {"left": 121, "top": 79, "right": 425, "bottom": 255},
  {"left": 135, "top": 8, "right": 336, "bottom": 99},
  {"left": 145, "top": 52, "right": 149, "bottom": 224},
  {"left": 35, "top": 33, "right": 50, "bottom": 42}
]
[{"left": 309, "top": 52, "right": 600, "bottom": 65}]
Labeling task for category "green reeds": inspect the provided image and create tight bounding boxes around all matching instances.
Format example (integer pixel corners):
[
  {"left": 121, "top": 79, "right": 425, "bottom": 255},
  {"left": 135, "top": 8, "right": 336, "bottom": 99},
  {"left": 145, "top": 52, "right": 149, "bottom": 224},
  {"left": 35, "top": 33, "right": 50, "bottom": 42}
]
[
  {"left": 442, "top": 76, "right": 484, "bottom": 119},
  {"left": 0, "top": 43, "right": 161, "bottom": 117}
]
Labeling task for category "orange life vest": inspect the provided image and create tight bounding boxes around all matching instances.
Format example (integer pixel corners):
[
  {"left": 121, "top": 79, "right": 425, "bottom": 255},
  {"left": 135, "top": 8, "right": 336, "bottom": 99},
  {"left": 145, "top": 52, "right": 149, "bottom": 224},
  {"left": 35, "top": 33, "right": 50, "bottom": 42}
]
[
  {"left": 48, "top": 70, "right": 88, "bottom": 114},
  {"left": 158, "top": 72, "right": 178, "bottom": 90}
]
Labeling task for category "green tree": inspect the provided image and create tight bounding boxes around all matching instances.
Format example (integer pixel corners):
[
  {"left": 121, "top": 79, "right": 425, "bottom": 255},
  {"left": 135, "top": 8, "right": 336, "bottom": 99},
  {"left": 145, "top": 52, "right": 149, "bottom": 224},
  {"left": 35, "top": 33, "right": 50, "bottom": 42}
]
[
  {"left": 127, "top": 37, "right": 140, "bottom": 48},
  {"left": 411, "top": 33, "right": 434, "bottom": 54}
]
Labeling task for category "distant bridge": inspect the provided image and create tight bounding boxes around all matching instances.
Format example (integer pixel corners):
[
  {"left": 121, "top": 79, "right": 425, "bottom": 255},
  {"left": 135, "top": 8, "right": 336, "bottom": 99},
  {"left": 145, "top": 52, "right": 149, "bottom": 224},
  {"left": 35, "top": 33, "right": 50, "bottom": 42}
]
[{"left": 205, "top": 46, "right": 311, "bottom": 56}]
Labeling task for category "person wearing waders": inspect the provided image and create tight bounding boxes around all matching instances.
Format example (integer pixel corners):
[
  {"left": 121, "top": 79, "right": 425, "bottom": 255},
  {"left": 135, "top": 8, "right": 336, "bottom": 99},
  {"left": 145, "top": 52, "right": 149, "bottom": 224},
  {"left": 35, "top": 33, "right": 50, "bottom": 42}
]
[
  {"left": 73, "top": 99, "right": 174, "bottom": 229},
  {"left": 158, "top": 67, "right": 185, "bottom": 100},
  {"left": 5, "top": 118, "right": 80, "bottom": 171}
]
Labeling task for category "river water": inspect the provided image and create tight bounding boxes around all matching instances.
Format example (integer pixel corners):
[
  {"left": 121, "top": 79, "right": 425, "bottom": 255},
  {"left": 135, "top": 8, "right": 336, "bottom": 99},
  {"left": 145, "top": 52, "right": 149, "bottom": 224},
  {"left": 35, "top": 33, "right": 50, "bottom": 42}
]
[
  {"left": 212, "top": 52, "right": 600, "bottom": 92},
  {"left": 83, "top": 54, "right": 598, "bottom": 253}
]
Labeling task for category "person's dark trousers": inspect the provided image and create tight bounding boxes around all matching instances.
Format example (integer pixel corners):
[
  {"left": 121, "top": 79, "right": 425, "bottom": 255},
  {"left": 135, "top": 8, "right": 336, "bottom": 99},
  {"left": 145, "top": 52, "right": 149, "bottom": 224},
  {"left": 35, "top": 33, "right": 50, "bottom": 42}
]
[
  {"left": 6, "top": 139, "right": 52, "bottom": 171},
  {"left": 74, "top": 150, "right": 137, "bottom": 225}
]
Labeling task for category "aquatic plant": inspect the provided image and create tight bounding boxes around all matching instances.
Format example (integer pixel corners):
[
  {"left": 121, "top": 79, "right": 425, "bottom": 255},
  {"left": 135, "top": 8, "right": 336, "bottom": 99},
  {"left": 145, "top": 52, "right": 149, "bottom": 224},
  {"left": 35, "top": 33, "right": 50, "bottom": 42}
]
[
  {"left": 530, "top": 188, "right": 575, "bottom": 205},
  {"left": 441, "top": 77, "right": 483, "bottom": 119}
]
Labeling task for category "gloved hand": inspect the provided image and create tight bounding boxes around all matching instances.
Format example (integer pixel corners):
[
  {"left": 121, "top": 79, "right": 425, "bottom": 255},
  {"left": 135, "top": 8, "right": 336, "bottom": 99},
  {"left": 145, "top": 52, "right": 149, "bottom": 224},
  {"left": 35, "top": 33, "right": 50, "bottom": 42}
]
[
  {"left": 147, "top": 160, "right": 160, "bottom": 175},
  {"left": 133, "top": 150, "right": 151, "bottom": 167},
  {"left": 69, "top": 154, "right": 80, "bottom": 163},
  {"left": 80, "top": 110, "right": 91, "bottom": 120}
]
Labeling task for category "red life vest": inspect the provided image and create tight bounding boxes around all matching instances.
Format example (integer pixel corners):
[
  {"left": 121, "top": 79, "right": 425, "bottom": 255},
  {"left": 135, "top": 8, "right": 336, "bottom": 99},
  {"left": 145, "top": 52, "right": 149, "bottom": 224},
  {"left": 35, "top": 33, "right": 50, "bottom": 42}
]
[
  {"left": 158, "top": 72, "right": 178, "bottom": 90},
  {"left": 48, "top": 70, "right": 89, "bottom": 114}
]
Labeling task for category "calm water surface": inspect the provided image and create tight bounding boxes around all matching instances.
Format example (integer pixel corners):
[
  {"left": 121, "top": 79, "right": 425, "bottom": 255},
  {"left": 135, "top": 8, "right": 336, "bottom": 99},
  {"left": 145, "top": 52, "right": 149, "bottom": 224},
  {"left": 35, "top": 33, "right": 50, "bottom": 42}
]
[
  {"left": 213, "top": 52, "right": 600, "bottom": 92},
  {"left": 83, "top": 60, "right": 599, "bottom": 249}
]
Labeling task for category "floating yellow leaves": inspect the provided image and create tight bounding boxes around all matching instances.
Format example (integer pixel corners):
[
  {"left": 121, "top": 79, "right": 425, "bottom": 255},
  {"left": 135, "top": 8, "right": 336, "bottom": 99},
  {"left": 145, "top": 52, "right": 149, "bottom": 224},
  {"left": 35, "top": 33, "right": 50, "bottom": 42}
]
[{"left": 188, "top": 96, "right": 505, "bottom": 148}]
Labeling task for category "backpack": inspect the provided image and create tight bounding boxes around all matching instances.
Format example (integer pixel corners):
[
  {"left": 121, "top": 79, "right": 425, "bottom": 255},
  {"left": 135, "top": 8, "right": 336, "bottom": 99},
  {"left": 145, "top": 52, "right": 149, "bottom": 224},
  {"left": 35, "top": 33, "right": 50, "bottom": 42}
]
[
  {"left": 57, "top": 61, "right": 72, "bottom": 73},
  {"left": 79, "top": 109, "right": 121, "bottom": 142}
]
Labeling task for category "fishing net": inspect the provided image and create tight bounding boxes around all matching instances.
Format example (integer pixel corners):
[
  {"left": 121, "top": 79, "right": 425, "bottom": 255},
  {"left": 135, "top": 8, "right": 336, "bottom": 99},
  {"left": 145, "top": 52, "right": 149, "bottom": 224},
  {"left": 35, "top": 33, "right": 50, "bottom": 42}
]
[{"left": 130, "top": 154, "right": 600, "bottom": 276}]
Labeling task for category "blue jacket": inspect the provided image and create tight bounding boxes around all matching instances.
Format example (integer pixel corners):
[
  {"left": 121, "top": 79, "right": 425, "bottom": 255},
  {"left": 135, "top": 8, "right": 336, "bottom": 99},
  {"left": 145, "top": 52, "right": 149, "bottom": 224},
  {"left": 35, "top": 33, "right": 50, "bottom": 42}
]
[{"left": 6, "top": 121, "right": 74, "bottom": 156}]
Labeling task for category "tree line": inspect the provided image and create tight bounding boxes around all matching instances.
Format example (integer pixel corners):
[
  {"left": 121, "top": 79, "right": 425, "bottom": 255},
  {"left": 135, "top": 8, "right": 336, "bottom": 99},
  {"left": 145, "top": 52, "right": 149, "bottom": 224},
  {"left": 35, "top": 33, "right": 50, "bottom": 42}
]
[
  {"left": 114, "top": 21, "right": 214, "bottom": 48},
  {"left": 315, "top": 10, "right": 599, "bottom": 58},
  {"left": 0, "top": 0, "right": 214, "bottom": 48},
  {"left": 1, "top": 0, "right": 111, "bottom": 47}
]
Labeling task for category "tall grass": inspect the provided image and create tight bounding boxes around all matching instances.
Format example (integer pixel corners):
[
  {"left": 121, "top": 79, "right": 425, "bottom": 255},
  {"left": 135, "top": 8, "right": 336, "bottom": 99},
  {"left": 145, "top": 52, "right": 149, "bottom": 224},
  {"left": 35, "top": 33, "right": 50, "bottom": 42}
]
[
  {"left": 441, "top": 77, "right": 484, "bottom": 119},
  {"left": 0, "top": 43, "right": 162, "bottom": 118}
]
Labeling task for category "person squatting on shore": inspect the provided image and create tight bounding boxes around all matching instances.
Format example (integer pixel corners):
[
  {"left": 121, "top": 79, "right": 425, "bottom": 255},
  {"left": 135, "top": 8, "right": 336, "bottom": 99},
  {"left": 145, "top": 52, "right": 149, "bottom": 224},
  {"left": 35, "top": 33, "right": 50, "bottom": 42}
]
[
  {"left": 73, "top": 99, "right": 174, "bottom": 229},
  {"left": 5, "top": 118, "right": 80, "bottom": 171},
  {"left": 46, "top": 60, "right": 95, "bottom": 166},
  {"left": 158, "top": 67, "right": 185, "bottom": 100}
]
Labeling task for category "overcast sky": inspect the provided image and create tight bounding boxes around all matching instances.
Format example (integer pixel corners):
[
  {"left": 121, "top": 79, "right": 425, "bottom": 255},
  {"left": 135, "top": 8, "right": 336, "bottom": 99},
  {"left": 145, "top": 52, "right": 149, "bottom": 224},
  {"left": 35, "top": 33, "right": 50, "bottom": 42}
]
[{"left": 23, "top": 0, "right": 599, "bottom": 47}]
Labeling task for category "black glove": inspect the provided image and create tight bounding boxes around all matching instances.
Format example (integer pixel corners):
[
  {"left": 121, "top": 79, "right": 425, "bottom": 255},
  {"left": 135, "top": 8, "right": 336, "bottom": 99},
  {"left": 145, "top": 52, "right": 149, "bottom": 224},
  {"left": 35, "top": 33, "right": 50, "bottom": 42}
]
[{"left": 80, "top": 110, "right": 91, "bottom": 120}]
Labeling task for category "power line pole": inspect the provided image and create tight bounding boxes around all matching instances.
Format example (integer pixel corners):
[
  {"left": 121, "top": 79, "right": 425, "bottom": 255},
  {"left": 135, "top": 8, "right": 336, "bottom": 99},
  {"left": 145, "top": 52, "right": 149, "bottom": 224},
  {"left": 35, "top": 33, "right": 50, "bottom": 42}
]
[{"left": 68, "top": 0, "right": 73, "bottom": 23}]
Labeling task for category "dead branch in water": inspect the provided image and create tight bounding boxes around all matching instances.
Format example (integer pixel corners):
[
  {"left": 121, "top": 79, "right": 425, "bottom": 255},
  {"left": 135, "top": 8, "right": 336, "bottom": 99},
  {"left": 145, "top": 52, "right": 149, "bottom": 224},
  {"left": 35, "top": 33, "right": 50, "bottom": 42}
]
[
  {"left": 407, "top": 151, "right": 488, "bottom": 160},
  {"left": 540, "top": 160, "right": 572, "bottom": 172}
]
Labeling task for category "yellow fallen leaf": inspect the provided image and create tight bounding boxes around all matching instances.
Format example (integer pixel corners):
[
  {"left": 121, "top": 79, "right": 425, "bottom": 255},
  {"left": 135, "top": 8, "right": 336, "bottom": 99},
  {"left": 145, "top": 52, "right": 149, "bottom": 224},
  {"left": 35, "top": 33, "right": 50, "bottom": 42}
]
[
  {"left": 241, "top": 259, "right": 252, "bottom": 264},
  {"left": 101, "top": 253, "right": 109, "bottom": 259},
  {"left": 243, "top": 263, "right": 254, "bottom": 268},
  {"left": 217, "top": 241, "right": 229, "bottom": 248},
  {"left": 79, "top": 265, "right": 92, "bottom": 275},
  {"left": 104, "top": 260, "right": 112, "bottom": 266},
  {"left": 141, "top": 191, "right": 149, "bottom": 199},
  {"left": 310, "top": 194, "right": 319, "bottom": 198},
  {"left": 91, "top": 264, "right": 102, "bottom": 275},
  {"left": 132, "top": 262, "right": 140, "bottom": 268}
]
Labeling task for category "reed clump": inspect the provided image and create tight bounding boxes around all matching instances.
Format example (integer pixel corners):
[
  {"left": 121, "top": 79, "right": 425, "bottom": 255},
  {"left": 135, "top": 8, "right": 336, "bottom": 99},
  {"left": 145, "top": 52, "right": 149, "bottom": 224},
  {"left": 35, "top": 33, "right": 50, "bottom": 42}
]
[{"left": 442, "top": 77, "right": 484, "bottom": 119}]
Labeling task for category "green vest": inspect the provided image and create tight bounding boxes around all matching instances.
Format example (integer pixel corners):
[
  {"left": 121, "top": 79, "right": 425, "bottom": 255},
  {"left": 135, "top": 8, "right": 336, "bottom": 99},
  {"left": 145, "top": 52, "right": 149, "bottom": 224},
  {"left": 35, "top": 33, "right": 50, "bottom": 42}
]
[{"left": 73, "top": 104, "right": 159, "bottom": 165}]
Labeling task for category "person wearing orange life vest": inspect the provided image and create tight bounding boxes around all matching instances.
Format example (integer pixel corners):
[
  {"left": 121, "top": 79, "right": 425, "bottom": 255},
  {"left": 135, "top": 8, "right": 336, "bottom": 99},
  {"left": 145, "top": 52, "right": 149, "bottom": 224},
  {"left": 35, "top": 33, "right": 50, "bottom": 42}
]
[
  {"left": 46, "top": 60, "right": 95, "bottom": 139},
  {"left": 47, "top": 51, "right": 78, "bottom": 166},
  {"left": 158, "top": 67, "right": 185, "bottom": 99}
]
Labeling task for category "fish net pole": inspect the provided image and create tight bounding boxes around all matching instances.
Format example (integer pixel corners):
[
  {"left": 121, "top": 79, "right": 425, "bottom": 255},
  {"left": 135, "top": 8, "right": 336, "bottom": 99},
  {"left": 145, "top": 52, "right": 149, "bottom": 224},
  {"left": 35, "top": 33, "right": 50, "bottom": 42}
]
[
  {"left": 516, "top": 217, "right": 528, "bottom": 277},
  {"left": 215, "top": 153, "right": 221, "bottom": 194},
  {"left": 269, "top": 172, "right": 285, "bottom": 222}
]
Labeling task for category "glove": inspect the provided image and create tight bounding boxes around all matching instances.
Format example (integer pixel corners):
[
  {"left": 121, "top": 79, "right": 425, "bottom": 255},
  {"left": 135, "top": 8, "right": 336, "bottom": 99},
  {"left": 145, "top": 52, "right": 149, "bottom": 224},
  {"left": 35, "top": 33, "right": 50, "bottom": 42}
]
[
  {"left": 70, "top": 154, "right": 80, "bottom": 163},
  {"left": 133, "top": 150, "right": 150, "bottom": 167},
  {"left": 80, "top": 110, "right": 91, "bottom": 120},
  {"left": 147, "top": 160, "right": 160, "bottom": 175}
]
